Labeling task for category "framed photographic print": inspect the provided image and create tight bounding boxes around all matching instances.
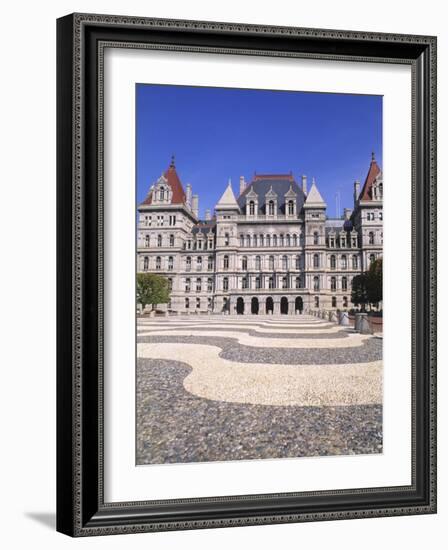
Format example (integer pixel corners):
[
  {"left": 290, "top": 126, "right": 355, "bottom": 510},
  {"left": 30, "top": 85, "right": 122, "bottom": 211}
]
[{"left": 56, "top": 13, "right": 437, "bottom": 536}]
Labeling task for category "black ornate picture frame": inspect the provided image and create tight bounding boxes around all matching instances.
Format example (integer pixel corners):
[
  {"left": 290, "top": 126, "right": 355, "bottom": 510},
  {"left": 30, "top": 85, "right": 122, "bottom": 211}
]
[{"left": 56, "top": 13, "right": 437, "bottom": 536}]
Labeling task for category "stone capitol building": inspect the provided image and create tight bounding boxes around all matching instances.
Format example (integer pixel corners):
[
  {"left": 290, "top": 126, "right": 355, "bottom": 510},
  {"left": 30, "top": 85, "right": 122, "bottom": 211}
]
[{"left": 137, "top": 155, "right": 383, "bottom": 315}]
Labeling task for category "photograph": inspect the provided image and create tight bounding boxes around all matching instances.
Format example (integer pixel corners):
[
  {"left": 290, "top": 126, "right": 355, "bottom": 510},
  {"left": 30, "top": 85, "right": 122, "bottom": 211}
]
[{"left": 135, "top": 84, "right": 384, "bottom": 465}]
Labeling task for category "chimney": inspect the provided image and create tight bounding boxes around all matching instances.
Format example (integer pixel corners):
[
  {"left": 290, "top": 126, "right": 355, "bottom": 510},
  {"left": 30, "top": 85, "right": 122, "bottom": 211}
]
[
  {"left": 186, "top": 183, "right": 192, "bottom": 208},
  {"left": 205, "top": 209, "right": 211, "bottom": 221},
  {"left": 344, "top": 208, "right": 352, "bottom": 221},
  {"left": 239, "top": 176, "right": 246, "bottom": 195},
  {"left": 191, "top": 194, "right": 199, "bottom": 218},
  {"left": 301, "top": 175, "right": 308, "bottom": 195},
  {"left": 354, "top": 180, "right": 360, "bottom": 204}
]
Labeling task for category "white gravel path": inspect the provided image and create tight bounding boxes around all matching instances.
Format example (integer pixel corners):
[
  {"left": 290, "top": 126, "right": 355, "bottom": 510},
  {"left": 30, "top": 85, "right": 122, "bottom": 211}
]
[
  {"left": 138, "top": 342, "right": 382, "bottom": 406},
  {"left": 138, "top": 328, "right": 369, "bottom": 348}
]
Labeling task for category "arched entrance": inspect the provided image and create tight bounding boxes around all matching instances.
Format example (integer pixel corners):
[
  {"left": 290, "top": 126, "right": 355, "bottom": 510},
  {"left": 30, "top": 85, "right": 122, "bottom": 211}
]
[
  {"left": 251, "top": 297, "right": 259, "bottom": 315},
  {"left": 295, "top": 296, "right": 303, "bottom": 314},
  {"left": 236, "top": 297, "right": 245, "bottom": 315},
  {"left": 266, "top": 297, "right": 274, "bottom": 314},
  {"left": 280, "top": 297, "right": 289, "bottom": 315}
]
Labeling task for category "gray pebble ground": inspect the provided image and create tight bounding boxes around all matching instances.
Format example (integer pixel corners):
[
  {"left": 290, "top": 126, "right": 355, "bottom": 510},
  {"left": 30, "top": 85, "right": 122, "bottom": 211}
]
[{"left": 136, "top": 319, "right": 382, "bottom": 465}]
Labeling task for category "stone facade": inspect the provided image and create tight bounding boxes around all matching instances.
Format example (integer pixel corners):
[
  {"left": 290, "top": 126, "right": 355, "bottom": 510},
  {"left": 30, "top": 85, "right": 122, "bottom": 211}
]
[{"left": 137, "top": 155, "right": 383, "bottom": 315}]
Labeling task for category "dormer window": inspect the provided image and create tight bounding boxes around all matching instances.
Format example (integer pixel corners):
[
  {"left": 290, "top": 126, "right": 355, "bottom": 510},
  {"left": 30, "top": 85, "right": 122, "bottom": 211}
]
[
  {"left": 268, "top": 200, "right": 275, "bottom": 216},
  {"left": 288, "top": 200, "right": 294, "bottom": 215},
  {"left": 249, "top": 201, "right": 255, "bottom": 215}
]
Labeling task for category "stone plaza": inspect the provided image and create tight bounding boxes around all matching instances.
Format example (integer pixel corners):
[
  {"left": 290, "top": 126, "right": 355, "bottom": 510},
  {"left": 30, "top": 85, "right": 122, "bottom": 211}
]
[{"left": 136, "top": 313, "right": 382, "bottom": 464}]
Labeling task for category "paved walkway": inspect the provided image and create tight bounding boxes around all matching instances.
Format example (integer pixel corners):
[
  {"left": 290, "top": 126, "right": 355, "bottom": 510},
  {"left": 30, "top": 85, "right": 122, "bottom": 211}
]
[{"left": 137, "top": 315, "right": 383, "bottom": 464}]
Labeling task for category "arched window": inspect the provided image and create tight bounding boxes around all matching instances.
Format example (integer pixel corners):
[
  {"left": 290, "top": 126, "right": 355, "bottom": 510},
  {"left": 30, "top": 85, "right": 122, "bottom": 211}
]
[
  {"left": 330, "top": 255, "right": 336, "bottom": 269},
  {"left": 242, "top": 276, "right": 248, "bottom": 289},
  {"left": 246, "top": 235, "right": 251, "bottom": 247},
  {"left": 342, "top": 276, "right": 348, "bottom": 290},
  {"left": 314, "top": 296, "right": 319, "bottom": 308},
  {"left": 240, "top": 235, "right": 245, "bottom": 247},
  {"left": 266, "top": 234, "right": 271, "bottom": 247},
  {"left": 168, "top": 256, "right": 174, "bottom": 270},
  {"left": 268, "top": 200, "right": 275, "bottom": 215},
  {"left": 295, "top": 255, "right": 301, "bottom": 269},
  {"left": 332, "top": 296, "right": 337, "bottom": 308},
  {"left": 269, "top": 256, "right": 275, "bottom": 270},
  {"left": 313, "top": 276, "right": 320, "bottom": 291},
  {"left": 343, "top": 296, "right": 348, "bottom": 308},
  {"left": 207, "top": 256, "right": 213, "bottom": 270},
  {"left": 295, "top": 276, "right": 302, "bottom": 289},
  {"left": 249, "top": 201, "right": 255, "bottom": 215},
  {"left": 186, "top": 256, "right": 191, "bottom": 271},
  {"left": 223, "top": 277, "right": 229, "bottom": 291},
  {"left": 145, "top": 235, "right": 150, "bottom": 247},
  {"left": 369, "top": 231, "right": 375, "bottom": 245},
  {"left": 286, "top": 234, "right": 291, "bottom": 247},
  {"left": 288, "top": 200, "right": 294, "bottom": 215},
  {"left": 156, "top": 256, "right": 161, "bottom": 270},
  {"left": 241, "top": 256, "right": 248, "bottom": 270},
  {"left": 352, "top": 255, "right": 358, "bottom": 269},
  {"left": 169, "top": 234, "right": 174, "bottom": 247},
  {"left": 292, "top": 234, "right": 297, "bottom": 247},
  {"left": 259, "top": 234, "right": 264, "bottom": 247},
  {"left": 255, "top": 256, "right": 261, "bottom": 270},
  {"left": 313, "top": 231, "right": 319, "bottom": 245},
  {"left": 223, "top": 255, "right": 229, "bottom": 269},
  {"left": 157, "top": 234, "right": 162, "bottom": 247},
  {"left": 331, "top": 276, "right": 336, "bottom": 291},
  {"left": 196, "top": 278, "right": 202, "bottom": 292},
  {"left": 143, "top": 257, "right": 149, "bottom": 271},
  {"left": 185, "top": 297, "right": 190, "bottom": 309},
  {"left": 313, "top": 254, "right": 319, "bottom": 268},
  {"left": 207, "top": 278, "right": 213, "bottom": 292},
  {"left": 341, "top": 255, "right": 347, "bottom": 269},
  {"left": 279, "top": 234, "right": 284, "bottom": 247},
  {"left": 273, "top": 234, "right": 278, "bottom": 246},
  {"left": 167, "top": 278, "right": 173, "bottom": 291},
  {"left": 253, "top": 235, "right": 257, "bottom": 247},
  {"left": 369, "top": 253, "right": 375, "bottom": 265},
  {"left": 224, "top": 233, "right": 230, "bottom": 246},
  {"left": 282, "top": 255, "right": 288, "bottom": 270},
  {"left": 268, "top": 276, "right": 275, "bottom": 289}
]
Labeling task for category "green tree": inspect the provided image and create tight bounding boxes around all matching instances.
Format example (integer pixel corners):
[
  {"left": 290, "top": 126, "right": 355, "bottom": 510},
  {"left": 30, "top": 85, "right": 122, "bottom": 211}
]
[
  {"left": 367, "top": 257, "right": 383, "bottom": 308},
  {"left": 351, "top": 273, "right": 369, "bottom": 311},
  {"left": 136, "top": 273, "right": 170, "bottom": 312}
]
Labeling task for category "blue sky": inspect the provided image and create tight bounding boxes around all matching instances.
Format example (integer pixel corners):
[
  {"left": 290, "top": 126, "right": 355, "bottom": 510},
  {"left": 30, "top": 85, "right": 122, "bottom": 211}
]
[{"left": 136, "top": 84, "right": 382, "bottom": 219}]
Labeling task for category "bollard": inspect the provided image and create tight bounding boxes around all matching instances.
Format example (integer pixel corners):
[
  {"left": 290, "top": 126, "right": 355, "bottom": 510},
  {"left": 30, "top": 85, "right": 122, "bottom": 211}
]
[
  {"left": 339, "top": 311, "right": 350, "bottom": 326},
  {"left": 359, "top": 316, "right": 373, "bottom": 334},
  {"left": 355, "top": 312, "right": 367, "bottom": 332}
]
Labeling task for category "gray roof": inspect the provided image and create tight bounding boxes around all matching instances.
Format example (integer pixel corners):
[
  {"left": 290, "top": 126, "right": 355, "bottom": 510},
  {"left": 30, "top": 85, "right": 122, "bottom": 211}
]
[
  {"left": 192, "top": 220, "right": 216, "bottom": 235},
  {"left": 237, "top": 176, "right": 306, "bottom": 215},
  {"left": 325, "top": 218, "right": 354, "bottom": 234}
]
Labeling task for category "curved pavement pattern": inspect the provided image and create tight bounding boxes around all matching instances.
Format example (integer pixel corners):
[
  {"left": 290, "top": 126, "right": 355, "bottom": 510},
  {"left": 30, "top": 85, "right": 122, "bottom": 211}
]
[{"left": 136, "top": 314, "right": 383, "bottom": 464}]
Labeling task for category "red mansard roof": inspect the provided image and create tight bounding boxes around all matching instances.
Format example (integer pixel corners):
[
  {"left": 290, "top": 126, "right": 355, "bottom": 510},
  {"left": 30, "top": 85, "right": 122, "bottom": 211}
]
[
  {"left": 141, "top": 158, "right": 187, "bottom": 205},
  {"left": 359, "top": 154, "right": 382, "bottom": 201}
]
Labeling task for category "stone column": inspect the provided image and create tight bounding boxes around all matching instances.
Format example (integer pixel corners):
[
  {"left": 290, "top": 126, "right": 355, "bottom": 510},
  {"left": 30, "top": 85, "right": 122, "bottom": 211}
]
[{"left": 288, "top": 300, "right": 295, "bottom": 315}]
